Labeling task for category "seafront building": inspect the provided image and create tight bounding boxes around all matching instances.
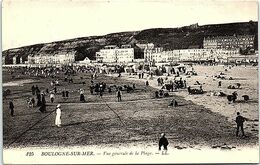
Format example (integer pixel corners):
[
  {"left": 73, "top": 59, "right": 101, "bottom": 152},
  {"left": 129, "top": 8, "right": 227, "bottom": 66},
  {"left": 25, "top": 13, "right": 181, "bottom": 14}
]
[
  {"left": 203, "top": 35, "right": 255, "bottom": 50},
  {"left": 2, "top": 34, "right": 257, "bottom": 66},
  {"left": 144, "top": 47, "right": 164, "bottom": 62},
  {"left": 95, "top": 42, "right": 248, "bottom": 63},
  {"left": 28, "top": 51, "right": 75, "bottom": 65},
  {"left": 142, "top": 48, "right": 240, "bottom": 63},
  {"left": 95, "top": 45, "right": 134, "bottom": 63}
]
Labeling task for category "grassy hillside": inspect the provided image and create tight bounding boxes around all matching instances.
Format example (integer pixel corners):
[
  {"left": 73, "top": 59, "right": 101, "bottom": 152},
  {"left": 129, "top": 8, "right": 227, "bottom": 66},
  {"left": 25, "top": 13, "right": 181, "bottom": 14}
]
[
  {"left": 2, "top": 21, "right": 258, "bottom": 64},
  {"left": 134, "top": 21, "right": 258, "bottom": 50}
]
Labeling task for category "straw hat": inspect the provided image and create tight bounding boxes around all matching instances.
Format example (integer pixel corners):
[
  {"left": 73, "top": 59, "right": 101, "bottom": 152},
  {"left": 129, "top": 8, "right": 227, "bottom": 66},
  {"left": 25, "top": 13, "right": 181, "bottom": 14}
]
[{"left": 57, "top": 104, "right": 61, "bottom": 108}]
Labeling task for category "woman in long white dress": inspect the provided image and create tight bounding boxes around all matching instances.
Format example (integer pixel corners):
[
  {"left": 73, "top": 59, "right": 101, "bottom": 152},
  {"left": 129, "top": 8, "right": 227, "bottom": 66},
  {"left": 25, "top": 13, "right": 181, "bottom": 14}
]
[{"left": 55, "top": 104, "right": 61, "bottom": 127}]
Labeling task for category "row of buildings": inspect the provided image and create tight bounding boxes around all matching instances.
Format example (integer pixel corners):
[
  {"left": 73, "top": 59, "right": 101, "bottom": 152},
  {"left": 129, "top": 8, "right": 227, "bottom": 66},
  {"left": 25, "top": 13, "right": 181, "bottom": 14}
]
[
  {"left": 144, "top": 48, "right": 240, "bottom": 63},
  {"left": 94, "top": 35, "right": 256, "bottom": 63},
  {"left": 203, "top": 35, "right": 255, "bottom": 50},
  {"left": 3, "top": 35, "right": 257, "bottom": 65},
  {"left": 27, "top": 51, "right": 75, "bottom": 65},
  {"left": 95, "top": 45, "right": 134, "bottom": 63}
]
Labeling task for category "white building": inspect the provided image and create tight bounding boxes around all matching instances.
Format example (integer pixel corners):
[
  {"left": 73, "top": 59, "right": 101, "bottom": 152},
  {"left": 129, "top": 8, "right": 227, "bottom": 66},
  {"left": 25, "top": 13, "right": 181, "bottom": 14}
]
[
  {"left": 174, "top": 48, "right": 239, "bottom": 61},
  {"left": 28, "top": 51, "right": 75, "bottom": 65},
  {"left": 136, "top": 43, "right": 155, "bottom": 50},
  {"left": 13, "top": 55, "right": 18, "bottom": 64},
  {"left": 2, "top": 56, "right": 5, "bottom": 65},
  {"left": 20, "top": 57, "right": 23, "bottom": 64},
  {"left": 96, "top": 45, "right": 118, "bottom": 63},
  {"left": 79, "top": 57, "right": 91, "bottom": 64},
  {"left": 144, "top": 48, "right": 240, "bottom": 63},
  {"left": 203, "top": 35, "right": 255, "bottom": 50},
  {"left": 144, "top": 47, "right": 164, "bottom": 62},
  {"left": 116, "top": 45, "right": 134, "bottom": 63},
  {"left": 96, "top": 45, "right": 134, "bottom": 63}
]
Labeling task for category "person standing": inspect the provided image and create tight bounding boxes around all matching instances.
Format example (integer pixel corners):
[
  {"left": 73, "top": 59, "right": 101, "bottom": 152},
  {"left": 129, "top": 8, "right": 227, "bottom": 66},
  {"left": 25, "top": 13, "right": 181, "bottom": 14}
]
[
  {"left": 157, "top": 78, "right": 161, "bottom": 86},
  {"left": 9, "top": 101, "right": 14, "bottom": 117},
  {"left": 168, "top": 99, "right": 178, "bottom": 107},
  {"left": 62, "top": 90, "right": 66, "bottom": 99},
  {"left": 50, "top": 92, "right": 55, "bottom": 103},
  {"left": 55, "top": 104, "right": 62, "bottom": 127},
  {"left": 159, "top": 133, "right": 169, "bottom": 154},
  {"left": 31, "top": 85, "right": 35, "bottom": 95},
  {"left": 80, "top": 89, "right": 86, "bottom": 102},
  {"left": 65, "top": 90, "right": 69, "bottom": 98},
  {"left": 99, "top": 84, "right": 103, "bottom": 98},
  {"left": 183, "top": 80, "right": 187, "bottom": 88},
  {"left": 100, "top": 90, "right": 103, "bottom": 98},
  {"left": 39, "top": 93, "right": 46, "bottom": 113},
  {"left": 218, "top": 81, "right": 222, "bottom": 88},
  {"left": 90, "top": 85, "right": 94, "bottom": 95},
  {"left": 146, "top": 81, "right": 149, "bottom": 86},
  {"left": 36, "top": 93, "right": 42, "bottom": 107},
  {"left": 236, "top": 112, "right": 246, "bottom": 137},
  {"left": 187, "top": 86, "right": 191, "bottom": 94},
  {"left": 117, "top": 90, "right": 122, "bottom": 102},
  {"left": 35, "top": 85, "right": 40, "bottom": 95}
]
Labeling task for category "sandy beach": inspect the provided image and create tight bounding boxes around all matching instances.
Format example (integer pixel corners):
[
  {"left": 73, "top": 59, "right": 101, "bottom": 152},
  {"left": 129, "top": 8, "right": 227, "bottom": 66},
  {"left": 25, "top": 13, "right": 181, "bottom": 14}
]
[
  {"left": 116, "top": 65, "right": 259, "bottom": 138},
  {"left": 3, "top": 64, "right": 259, "bottom": 163}
]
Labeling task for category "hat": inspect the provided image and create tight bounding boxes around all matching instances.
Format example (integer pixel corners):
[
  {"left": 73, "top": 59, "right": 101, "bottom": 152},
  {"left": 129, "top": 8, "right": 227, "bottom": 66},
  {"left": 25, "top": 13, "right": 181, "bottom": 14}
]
[{"left": 57, "top": 104, "right": 61, "bottom": 108}]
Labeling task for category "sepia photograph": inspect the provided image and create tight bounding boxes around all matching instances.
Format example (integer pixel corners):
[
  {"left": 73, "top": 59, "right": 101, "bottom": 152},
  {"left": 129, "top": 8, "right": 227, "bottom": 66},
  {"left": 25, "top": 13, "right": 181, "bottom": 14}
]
[{"left": 2, "top": 0, "right": 259, "bottom": 164}]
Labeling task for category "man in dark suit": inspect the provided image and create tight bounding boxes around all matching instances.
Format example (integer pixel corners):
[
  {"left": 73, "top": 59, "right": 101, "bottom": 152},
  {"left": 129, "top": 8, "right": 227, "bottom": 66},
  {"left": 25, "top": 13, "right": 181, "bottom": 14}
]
[
  {"left": 9, "top": 101, "right": 14, "bottom": 117},
  {"left": 236, "top": 112, "right": 246, "bottom": 137},
  {"left": 117, "top": 90, "right": 122, "bottom": 102},
  {"left": 159, "top": 133, "right": 169, "bottom": 154}
]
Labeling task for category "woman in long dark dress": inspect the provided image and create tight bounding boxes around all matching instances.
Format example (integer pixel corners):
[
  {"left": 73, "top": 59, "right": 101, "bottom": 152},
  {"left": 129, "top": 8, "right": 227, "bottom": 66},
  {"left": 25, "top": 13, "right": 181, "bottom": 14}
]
[
  {"left": 80, "top": 89, "right": 85, "bottom": 102},
  {"left": 39, "top": 93, "right": 46, "bottom": 113}
]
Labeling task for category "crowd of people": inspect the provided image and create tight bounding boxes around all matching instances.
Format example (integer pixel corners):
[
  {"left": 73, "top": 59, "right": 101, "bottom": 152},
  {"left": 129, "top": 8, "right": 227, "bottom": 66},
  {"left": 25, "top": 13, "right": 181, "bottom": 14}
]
[
  {"left": 5, "top": 63, "right": 251, "bottom": 152},
  {"left": 5, "top": 65, "right": 134, "bottom": 120}
]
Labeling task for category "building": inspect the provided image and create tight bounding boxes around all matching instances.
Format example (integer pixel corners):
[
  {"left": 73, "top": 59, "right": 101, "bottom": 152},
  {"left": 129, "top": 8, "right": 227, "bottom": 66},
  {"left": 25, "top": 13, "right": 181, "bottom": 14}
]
[
  {"left": 13, "top": 55, "right": 18, "bottom": 64},
  {"left": 173, "top": 48, "right": 239, "bottom": 62},
  {"left": 203, "top": 35, "right": 255, "bottom": 50},
  {"left": 96, "top": 45, "right": 118, "bottom": 63},
  {"left": 2, "top": 56, "right": 5, "bottom": 65},
  {"left": 136, "top": 43, "right": 155, "bottom": 50},
  {"left": 135, "top": 43, "right": 155, "bottom": 62},
  {"left": 74, "top": 57, "right": 92, "bottom": 66},
  {"left": 96, "top": 45, "right": 134, "bottom": 63},
  {"left": 28, "top": 51, "right": 75, "bottom": 65},
  {"left": 144, "top": 47, "right": 164, "bottom": 62},
  {"left": 116, "top": 45, "right": 134, "bottom": 63},
  {"left": 20, "top": 57, "right": 23, "bottom": 64},
  {"left": 79, "top": 57, "right": 91, "bottom": 64},
  {"left": 143, "top": 48, "right": 240, "bottom": 63}
]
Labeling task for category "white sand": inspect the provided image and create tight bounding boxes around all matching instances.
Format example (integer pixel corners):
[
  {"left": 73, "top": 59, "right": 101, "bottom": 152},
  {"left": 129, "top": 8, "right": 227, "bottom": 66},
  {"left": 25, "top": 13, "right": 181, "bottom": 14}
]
[{"left": 113, "top": 65, "right": 258, "bottom": 136}]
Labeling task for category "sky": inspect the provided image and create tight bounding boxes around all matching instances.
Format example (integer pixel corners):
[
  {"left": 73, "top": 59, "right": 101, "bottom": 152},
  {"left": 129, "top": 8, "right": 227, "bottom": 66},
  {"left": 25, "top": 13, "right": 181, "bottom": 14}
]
[{"left": 2, "top": 0, "right": 258, "bottom": 50}]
